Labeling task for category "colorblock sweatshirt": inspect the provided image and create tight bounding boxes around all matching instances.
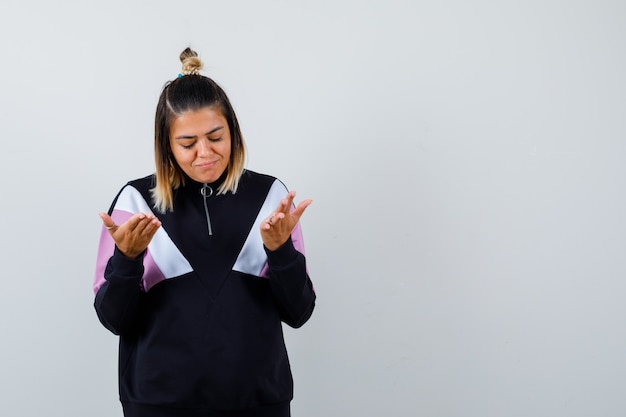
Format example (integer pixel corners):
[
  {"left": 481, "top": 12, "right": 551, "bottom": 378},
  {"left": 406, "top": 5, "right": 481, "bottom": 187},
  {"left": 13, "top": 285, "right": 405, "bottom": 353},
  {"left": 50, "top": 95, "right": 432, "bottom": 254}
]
[{"left": 93, "top": 170, "right": 316, "bottom": 417}]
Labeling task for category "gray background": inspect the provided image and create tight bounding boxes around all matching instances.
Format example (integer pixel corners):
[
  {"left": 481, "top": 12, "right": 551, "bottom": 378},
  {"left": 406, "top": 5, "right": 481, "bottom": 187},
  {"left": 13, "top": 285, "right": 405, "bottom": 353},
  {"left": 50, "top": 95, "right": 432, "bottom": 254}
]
[{"left": 1, "top": 1, "right": 625, "bottom": 416}]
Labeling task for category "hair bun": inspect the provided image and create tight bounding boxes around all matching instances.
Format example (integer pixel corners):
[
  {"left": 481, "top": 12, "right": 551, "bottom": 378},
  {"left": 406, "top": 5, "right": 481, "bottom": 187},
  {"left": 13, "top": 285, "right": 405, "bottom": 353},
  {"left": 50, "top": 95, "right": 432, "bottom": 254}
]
[{"left": 179, "top": 47, "right": 203, "bottom": 75}]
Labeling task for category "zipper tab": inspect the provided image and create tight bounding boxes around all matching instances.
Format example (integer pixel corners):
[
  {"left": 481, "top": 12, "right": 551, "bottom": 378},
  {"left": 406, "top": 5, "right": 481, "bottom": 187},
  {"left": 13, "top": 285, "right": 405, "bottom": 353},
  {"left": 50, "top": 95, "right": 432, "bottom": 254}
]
[{"left": 201, "top": 184, "right": 213, "bottom": 236}]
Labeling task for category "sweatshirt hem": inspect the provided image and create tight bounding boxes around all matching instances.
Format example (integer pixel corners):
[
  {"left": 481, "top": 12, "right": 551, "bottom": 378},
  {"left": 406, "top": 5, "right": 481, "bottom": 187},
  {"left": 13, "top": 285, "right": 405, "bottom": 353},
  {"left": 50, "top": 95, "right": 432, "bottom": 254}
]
[{"left": 121, "top": 400, "right": 290, "bottom": 417}]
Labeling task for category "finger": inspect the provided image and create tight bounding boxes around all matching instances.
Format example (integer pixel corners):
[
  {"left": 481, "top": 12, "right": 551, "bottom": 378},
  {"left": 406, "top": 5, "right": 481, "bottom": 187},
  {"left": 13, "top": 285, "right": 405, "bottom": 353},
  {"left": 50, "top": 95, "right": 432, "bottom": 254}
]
[
  {"left": 141, "top": 217, "right": 162, "bottom": 237},
  {"left": 262, "top": 215, "right": 276, "bottom": 230},
  {"left": 99, "top": 212, "right": 117, "bottom": 231},
  {"left": 133, "top": 215, "right": 161, "bottom": 237},
  {"left": 283, "top": 190, "right": 296, "bottom": 211},
  {"left": 124, "top": 212, "right": 149, "bottom": 232},
  {"left": 264, "top": 212, "right": 279, "bottom": 229},
  {"left": 291, "top": 199, "right": 313, "bottom": 218},
  {"left": 274, "top": 191, "right": 295, "bottom": 215}
]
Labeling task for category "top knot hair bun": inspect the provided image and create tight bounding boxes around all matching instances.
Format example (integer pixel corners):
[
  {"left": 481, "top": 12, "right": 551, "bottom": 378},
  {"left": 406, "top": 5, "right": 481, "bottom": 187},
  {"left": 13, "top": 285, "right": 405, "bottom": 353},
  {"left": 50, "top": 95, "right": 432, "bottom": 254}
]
[{"left": 179, "top": 47, "right": 203, "bottom": 76}]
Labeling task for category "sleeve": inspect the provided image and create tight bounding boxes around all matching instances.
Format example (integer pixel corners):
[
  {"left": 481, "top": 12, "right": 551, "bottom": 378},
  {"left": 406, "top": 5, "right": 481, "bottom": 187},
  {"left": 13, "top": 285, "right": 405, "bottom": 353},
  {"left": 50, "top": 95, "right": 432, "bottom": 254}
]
[
  {"left": 92, "top": 184, "right": 152, "bottom": 336},
  {"left": 93, "top": 183, "right": 159, "bottom": 335},
  {"left": 93, "top": 183, "right": 194, "bottom": 335},
  {"left": 94, "top": 248, "right": 145, "bottom": 335},
  {"left": 225, "top": 175, "right": 317, "bottom": 328},
  {"left": 265, "top": 223, "right": 316, "bottom": 329}
]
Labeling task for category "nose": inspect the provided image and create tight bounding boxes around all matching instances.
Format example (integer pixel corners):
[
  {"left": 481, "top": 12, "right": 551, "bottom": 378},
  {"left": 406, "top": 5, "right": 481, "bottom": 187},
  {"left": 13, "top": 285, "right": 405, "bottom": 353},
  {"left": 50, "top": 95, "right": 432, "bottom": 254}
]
[{"left": 197, "top": 138, "right": 213, "bottom": 157}]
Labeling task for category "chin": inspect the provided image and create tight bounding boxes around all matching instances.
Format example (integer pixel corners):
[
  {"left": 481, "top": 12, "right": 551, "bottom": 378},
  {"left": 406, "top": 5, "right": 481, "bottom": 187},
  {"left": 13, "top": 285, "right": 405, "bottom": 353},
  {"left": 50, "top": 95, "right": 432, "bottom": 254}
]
[{"left": 195, "top": 173, "right": 221, "bottom": 183}]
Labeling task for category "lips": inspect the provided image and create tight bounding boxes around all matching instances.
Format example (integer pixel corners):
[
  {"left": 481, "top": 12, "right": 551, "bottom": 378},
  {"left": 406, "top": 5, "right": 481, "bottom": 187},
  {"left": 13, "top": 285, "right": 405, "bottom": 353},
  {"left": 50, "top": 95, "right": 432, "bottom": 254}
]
[{"left": 196, "top": 160, "right": 218, "bottom": 168}]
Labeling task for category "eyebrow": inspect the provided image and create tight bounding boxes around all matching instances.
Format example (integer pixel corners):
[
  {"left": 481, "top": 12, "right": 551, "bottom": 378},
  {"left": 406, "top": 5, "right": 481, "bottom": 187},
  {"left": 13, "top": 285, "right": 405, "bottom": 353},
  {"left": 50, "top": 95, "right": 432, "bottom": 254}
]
[{"left": 174, "top": 126, "right": 224, "bottom": 140}]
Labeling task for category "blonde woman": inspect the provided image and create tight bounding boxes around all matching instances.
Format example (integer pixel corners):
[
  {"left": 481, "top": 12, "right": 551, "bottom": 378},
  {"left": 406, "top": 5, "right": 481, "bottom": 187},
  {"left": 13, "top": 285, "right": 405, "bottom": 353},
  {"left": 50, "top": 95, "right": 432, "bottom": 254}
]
[{"left": 93, "top": 48, "right": 315, "bottom": 417}]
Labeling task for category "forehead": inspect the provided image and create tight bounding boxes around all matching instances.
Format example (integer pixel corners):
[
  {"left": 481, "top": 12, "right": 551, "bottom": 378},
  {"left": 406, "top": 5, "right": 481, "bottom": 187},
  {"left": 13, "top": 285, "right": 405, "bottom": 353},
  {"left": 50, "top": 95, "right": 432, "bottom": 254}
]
[{"left": 170, "top": 106, "right": 228, "bottom": 133}]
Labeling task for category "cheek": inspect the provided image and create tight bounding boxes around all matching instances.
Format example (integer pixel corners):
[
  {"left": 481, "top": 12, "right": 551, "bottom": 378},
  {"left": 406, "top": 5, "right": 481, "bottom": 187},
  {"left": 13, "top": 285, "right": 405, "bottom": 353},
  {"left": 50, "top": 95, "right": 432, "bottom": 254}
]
[
  {"left": 224, "top": 140, "right": 233, "bottom": 157},
  {"left": 171, "top": 149, "right": 190, "bottom": 167}
]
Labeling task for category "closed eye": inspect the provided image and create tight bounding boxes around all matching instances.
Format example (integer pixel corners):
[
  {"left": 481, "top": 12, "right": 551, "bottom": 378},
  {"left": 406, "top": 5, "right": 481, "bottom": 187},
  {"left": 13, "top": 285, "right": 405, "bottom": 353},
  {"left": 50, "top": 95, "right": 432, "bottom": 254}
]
[{"left": 175, "top": 134, "right": 197, "bottom": 149}]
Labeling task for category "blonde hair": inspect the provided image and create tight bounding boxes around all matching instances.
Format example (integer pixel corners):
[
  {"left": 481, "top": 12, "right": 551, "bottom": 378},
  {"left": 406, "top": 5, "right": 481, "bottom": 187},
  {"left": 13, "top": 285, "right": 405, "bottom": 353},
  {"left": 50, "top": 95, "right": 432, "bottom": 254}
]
[
  {"left": 151, "top": 48, "right": 246, "bottom": 213},
  {"left": 180, "top": 48, "right": 203, "bottom": 75}
]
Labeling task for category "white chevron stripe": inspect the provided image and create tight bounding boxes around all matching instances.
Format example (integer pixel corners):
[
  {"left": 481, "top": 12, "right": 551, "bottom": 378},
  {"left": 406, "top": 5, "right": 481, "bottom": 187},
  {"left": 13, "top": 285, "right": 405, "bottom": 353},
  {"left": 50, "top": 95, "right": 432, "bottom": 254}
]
[
  {"left": 232, "top": 180, "right": 287, "bottom": 276},
  {"left": 116, "top": 186, "right": 193, "bottom": 280}
]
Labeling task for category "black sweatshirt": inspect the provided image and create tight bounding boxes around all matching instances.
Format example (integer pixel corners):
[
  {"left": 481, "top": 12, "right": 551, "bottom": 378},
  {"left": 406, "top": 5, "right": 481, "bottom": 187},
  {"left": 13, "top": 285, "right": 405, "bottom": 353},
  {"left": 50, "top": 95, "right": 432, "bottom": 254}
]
[{"left": 93, "top": 170, "right": 316, "bottom": 417}]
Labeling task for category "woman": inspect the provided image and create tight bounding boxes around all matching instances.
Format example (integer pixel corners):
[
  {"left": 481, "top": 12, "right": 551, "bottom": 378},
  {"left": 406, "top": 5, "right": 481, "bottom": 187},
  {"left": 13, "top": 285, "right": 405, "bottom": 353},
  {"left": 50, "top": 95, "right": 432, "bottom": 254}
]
[{"left": 93, "top": 48, "right": 316, "bottom": 417}]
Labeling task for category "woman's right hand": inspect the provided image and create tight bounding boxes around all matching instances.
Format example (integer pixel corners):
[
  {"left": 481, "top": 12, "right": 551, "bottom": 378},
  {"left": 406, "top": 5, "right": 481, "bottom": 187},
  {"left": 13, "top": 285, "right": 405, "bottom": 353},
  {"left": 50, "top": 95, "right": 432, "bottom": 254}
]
[{"left": 99, "top": 212, "right": 161, "bottom": 259}]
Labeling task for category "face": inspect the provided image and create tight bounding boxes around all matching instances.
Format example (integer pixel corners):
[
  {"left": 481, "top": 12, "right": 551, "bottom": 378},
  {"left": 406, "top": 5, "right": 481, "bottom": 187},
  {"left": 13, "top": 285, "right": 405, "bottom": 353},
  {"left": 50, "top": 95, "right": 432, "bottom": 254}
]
[{"left": 169, "top": 107, "right": 231, "bottom": 184}]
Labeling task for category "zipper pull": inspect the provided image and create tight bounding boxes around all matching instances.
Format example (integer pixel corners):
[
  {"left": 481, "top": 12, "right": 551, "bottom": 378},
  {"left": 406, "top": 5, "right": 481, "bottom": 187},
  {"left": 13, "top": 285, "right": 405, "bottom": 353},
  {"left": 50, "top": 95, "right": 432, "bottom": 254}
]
[{"left": 201, "top": 184, "right": 213, "bottom": 236}]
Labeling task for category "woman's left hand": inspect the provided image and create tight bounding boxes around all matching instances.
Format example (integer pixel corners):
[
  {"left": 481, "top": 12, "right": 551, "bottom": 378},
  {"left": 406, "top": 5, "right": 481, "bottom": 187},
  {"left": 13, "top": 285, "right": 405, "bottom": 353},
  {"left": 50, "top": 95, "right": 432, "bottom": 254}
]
[{"left": 261, "top": 190, "right": 312, "bottom": 251}]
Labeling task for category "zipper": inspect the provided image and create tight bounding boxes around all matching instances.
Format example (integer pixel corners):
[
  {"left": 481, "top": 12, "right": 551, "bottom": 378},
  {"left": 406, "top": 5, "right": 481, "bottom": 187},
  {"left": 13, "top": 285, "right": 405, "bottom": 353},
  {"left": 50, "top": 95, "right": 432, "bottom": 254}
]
[{"left": 201, "top": 184, "right": 213, "bottom": 236}]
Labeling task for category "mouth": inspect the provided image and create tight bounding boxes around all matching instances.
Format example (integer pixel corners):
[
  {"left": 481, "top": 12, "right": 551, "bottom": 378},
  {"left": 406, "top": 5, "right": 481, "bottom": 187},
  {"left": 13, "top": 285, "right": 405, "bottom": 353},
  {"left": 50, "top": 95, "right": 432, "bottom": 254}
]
[{"left": 196, "top": 160, "right": 218, "bottom": 168}]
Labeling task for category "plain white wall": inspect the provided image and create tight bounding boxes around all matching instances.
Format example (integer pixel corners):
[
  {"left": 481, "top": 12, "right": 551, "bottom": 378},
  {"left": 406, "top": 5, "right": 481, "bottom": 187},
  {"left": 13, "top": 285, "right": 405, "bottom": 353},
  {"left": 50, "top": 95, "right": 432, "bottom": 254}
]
[{"left": 1, "top": 1, "right": 625, "bottom": 416}]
